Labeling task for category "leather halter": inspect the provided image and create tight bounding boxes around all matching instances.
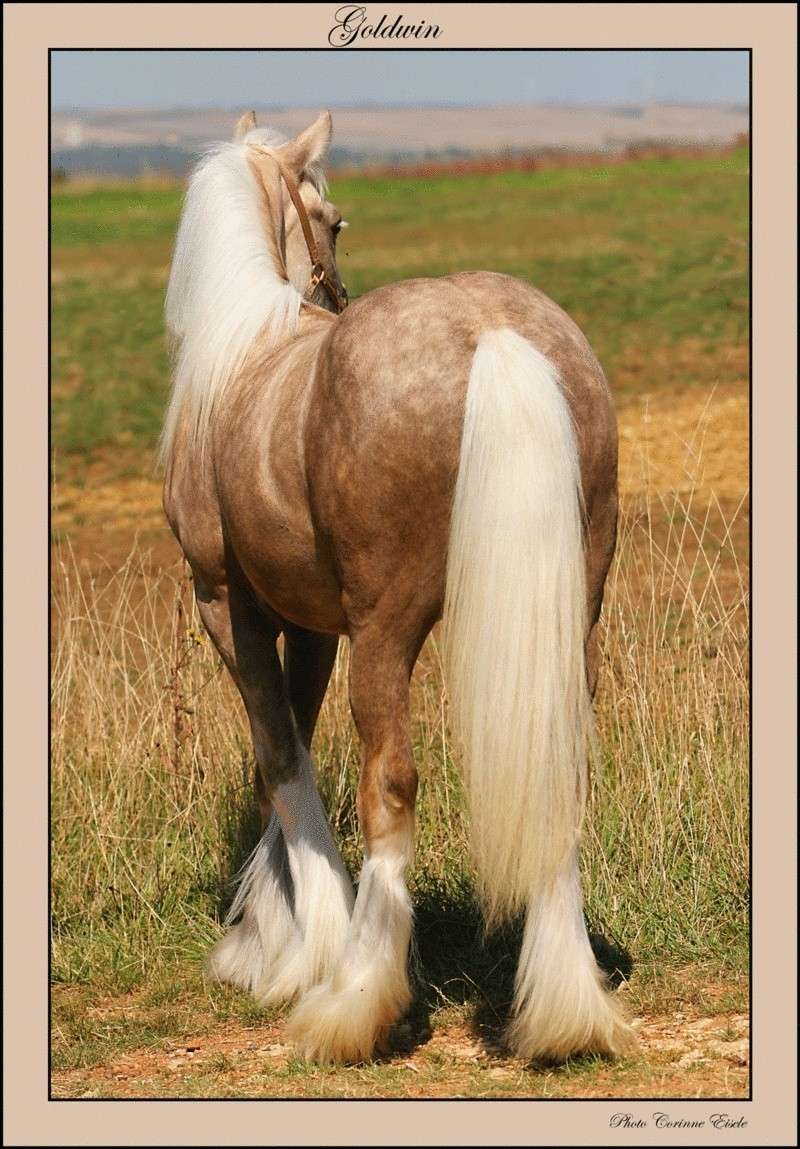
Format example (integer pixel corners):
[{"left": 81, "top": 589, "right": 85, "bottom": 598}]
[{"left": 267, "top": 153, "right": 348, "bottom": 314}]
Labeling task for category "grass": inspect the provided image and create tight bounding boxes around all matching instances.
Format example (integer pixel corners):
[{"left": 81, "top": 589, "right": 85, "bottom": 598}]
[
  {"left": 51, "top": 148, "right": 748, "bottom": 461},
  {"left": 50, "top": 148, "right": 749, "bottom": 1096},
  {"left": 334, "top": 154, "right": 748, "bottom": 359},
  {"left": 51, "top": 474, "right": 748, "bottom": 995}
]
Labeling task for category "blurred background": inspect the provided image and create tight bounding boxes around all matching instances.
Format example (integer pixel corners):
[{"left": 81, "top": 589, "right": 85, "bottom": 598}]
[
  {"left": 52, "top": 49, "right": 749, "bottom": 178},
  {"left": 51, "top": 50, "right": 750, "bottom": 1100}
]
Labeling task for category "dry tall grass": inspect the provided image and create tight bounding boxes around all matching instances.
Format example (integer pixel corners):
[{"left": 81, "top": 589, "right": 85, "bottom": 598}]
[{"left": 51, "top": 461, "right": 749, "bottom": 1003}]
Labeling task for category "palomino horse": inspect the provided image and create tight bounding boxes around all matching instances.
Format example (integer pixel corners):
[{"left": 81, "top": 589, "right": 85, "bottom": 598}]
[{"left": 161, "top": 110, "right": 634, "bottom": 1064}]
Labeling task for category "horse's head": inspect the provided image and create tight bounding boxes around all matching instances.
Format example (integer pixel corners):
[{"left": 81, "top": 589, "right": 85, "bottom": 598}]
[{"left": 237, "top": 111, "right": 348, "bottom": 314}]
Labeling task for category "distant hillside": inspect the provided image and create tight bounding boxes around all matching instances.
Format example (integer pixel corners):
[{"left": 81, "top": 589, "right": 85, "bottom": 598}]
[{"left": 51, "top": 102, "right": 749, "bottom": 178}]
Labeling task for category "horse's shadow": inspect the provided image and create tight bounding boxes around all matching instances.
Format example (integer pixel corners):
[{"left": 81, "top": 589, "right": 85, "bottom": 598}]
[
  {"left": 392, "top": 883, "right": 634, "bottom": 1062},
  {"left": 210, "top": 757, "right": 264, "bottom": 917},
  {"left": 210, "top": 805, "right": 634, "bottom": 1065}
]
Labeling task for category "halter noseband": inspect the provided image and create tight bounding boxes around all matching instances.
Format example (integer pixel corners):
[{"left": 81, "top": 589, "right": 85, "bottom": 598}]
[{"left": 256, "top": 149, "right": 348, "bottom": 314}]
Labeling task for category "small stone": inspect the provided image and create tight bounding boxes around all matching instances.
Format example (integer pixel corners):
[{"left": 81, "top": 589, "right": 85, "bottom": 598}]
[
  {"left": 686, "top": 1017, "right": 716, "bottom": 1035},
  {"left": 709, "top": 1039, "right": 749, "bottom": 1066},
  {"left": 488, "top": 1066, "right": 511, "bottom": 1080}
]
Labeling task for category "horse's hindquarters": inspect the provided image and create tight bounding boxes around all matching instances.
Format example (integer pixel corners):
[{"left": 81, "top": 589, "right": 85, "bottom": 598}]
[{"left": 305, "top": 272, "right": 617, "bottom": 636}]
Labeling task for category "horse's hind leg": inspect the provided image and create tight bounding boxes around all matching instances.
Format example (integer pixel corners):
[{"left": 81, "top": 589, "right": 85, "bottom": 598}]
[
  {"left": 283, "top": 623, "right": 340, "bottom": 749},
  {"left": 198, "top": 584, "right": 296, "bottom": 996},
  {"left": 198, "top": 580, "right": 353, "bottom": 1003},
  {"left": 288, "top": 610, "right": 428, "bottom": 1063},
  {"left": 261, "top": 624, "right": 355, "bottom": 1005},
  {"left": 252, "top": 624, "right": 337, "bottom": 823},
  {"left": 584, "top": 486, "right": 618, "bottom": 699}
]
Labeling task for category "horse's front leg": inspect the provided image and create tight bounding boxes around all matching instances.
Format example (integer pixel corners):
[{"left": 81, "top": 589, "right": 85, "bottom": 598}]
[
  {"left": 198, "top": 579, "right": 353, "bottom": 1004},
  {"left": 288, "top": 616, "right": 425, "bottom": 1063}
]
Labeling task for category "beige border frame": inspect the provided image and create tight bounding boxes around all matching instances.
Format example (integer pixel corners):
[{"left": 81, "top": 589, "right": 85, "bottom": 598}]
[{"left": 5, "top": 4, "right": 797, "bottom": 1145}]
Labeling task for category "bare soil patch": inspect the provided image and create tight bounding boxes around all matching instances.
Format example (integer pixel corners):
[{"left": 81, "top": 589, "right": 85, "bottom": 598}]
[{"left": 51, "top": 970, "right": 749, "bottom": 1099}]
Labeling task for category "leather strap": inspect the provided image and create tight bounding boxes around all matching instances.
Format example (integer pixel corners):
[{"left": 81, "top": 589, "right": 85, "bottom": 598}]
[{"left": 252, "top": 146, "right": 347, "bottom": 314}]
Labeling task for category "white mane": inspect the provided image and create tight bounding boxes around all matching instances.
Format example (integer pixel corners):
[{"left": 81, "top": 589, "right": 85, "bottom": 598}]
[{"left": 160, "top": 127, "right": 326, "bottom": 464}]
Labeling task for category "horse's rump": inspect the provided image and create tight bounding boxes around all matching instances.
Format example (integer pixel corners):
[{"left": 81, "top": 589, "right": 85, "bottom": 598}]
[{"left": 301, "top": 270, "right": 616, "bottom": 631}]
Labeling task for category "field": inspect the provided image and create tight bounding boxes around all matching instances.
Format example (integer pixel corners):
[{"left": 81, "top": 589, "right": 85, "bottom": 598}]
[{"left": 51, "top": 148, "right": 750, "bottom": 1098}]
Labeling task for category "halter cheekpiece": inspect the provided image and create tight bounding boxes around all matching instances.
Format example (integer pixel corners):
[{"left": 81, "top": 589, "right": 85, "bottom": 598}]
[{"left": 251, "top": 146, "right": 348, "bottom": 315}]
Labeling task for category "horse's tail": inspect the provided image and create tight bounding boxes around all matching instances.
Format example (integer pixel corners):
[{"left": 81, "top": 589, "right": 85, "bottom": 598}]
[{"left": 443, "top": 327, "right": 633, "bottom": 1060}]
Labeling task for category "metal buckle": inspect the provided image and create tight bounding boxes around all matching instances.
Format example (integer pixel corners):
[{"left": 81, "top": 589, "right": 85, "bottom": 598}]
[
  {"left": 309, "top": 263, "right": 326, "bottom": 290},
  {"left": 307, "top": 262, "right": 347, "bottom": 313}
]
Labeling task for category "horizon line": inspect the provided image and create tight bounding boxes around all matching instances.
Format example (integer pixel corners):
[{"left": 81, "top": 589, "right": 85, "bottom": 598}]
[{"left": 52, "top": 96, "right": 750, "bottom": 114}]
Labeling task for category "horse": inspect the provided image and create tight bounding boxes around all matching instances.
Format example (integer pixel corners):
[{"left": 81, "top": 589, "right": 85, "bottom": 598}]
[{"left": 161, "top": 109, "right": 635, "bottom": 1065}]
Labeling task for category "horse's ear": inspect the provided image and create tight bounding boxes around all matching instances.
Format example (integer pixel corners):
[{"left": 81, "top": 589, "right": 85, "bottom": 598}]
[
  {"left": 234, "top": 110, "right": 257, "bottom": 140},
  {"left": 283, "top": 111, "right": 332, "bottom": 175}
]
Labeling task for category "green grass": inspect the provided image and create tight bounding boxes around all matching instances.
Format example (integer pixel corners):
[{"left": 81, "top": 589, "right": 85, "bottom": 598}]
[
  {"left": 52, "top": 271, "right": 171, "bottom": 453},
  {"left": 333, "top": 153, "right": 749, "bottom": 364},
  {"left": 51, "top": 185, "right": 183, "bottom": 247},
  {"left": 51, "top": 148, "right": 748, "bottom": 461}
]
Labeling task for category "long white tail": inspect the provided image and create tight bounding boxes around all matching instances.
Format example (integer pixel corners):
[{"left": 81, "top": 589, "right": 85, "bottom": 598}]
[{"left": 443, "top": 328, "right": 633, "bottom": 1060}]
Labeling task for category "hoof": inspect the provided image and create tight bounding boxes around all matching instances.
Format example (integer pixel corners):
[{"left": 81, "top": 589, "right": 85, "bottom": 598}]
[{"left": 287, "top": 974, "right": 411, "bottom": 1064}]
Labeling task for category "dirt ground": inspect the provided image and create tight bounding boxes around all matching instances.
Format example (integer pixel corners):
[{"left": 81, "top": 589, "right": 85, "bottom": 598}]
[{"left": 51, "top": 968, "right": 749, "bottom": 1100}]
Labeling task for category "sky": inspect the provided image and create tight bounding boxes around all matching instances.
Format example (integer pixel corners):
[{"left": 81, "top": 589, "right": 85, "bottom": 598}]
[{"left": 51, "top": 50, "right": 749, "bottom": 110}]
